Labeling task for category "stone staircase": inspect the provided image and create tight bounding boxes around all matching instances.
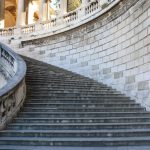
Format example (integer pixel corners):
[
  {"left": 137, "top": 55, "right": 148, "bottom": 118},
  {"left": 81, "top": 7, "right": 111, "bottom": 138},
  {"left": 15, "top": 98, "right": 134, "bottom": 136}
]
[{"left": 0, "top": 57, "right": 150, "bottom": 149}]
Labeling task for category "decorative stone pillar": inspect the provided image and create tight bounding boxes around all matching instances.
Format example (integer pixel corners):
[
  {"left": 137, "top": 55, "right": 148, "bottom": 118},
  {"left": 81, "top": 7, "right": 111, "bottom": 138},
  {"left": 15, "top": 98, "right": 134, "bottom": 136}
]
[
  {"left": 28, "top": 1, "right": 32, "bottom": 24},
  {"left": 40, "top": 0, "right": 50, "bottom": 21},
  {"left": 43, "top": 2, "right": 48, "bottom": 21},
  {"left": 0, "top": 0, "right": 5, "bottom": 29},
  {"left": 60, "top": 0, "right": 67, "bottom": 14},
  {"left": 16, "top": 0, "right": 25, "bottom": 27},
  {"left": 47, "top": 0, "right": 50, "bottom": 20},
  {"left": 39, "top": 0, "right": 44, "bottom": 22}
]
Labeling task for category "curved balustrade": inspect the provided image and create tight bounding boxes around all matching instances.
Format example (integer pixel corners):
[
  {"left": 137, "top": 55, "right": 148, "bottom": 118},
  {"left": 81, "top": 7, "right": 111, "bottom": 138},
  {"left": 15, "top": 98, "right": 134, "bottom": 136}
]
[
  {"left": 0, "top": 0, "right": 119, "bottom": 38},
  {"left": 85, "top": 0, "right": 99, "bottom": 14},
  {"left": 42, "top": 19, "right": 56, "bottom": 30},
  {"left": 63, "top": 11, "right": 78, "bottom": 23},
  {"left": 0, "top": 27, "right": 15, "bottom": 36},
  {"left": 21, "top": 25, "right": 35, "bottom": 34},
  {"left": 0, "top": 42, "right": 26, "bottom": 130}
]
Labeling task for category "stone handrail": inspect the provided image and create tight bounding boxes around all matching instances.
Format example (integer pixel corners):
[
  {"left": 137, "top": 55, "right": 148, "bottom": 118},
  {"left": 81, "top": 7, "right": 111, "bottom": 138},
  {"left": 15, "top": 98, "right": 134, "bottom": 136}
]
[
  {"left": 0, "top": 42, "right": 26, "bottom": 130},
  {"left": 21, "top": 24, "right": 35, "bottom": 34},
  {"left": 0, "top": 0, "right": 118, "bottom": 38},
  {"left": 0, "top": 27, "right": 15, "bottom": 36},
  {"left": 85, "top": 0, "right": 100, "bottom": 15}
]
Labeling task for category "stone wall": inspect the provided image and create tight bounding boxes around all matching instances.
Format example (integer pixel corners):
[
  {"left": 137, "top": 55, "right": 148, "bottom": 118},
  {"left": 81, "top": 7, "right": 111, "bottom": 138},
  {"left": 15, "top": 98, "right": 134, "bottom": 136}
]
[{"left": 20, "top": 0, "right": 150, "bottom": 109}]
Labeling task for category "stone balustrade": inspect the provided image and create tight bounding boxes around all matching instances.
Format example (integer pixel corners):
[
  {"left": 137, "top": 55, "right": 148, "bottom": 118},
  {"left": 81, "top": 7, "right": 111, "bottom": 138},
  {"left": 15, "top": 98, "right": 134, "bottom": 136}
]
[
  {"left": 0, "top": 42, "right": 26, "bottom": 130},
  {"left": 0, "top": 27, "right": 15, "bottom": 36},
  {"left": 21, "top": 24, "right": 35, "bottom": 34},
  {"left": 0, "top": 0, "right": 117, "bottom": 38},
  {"left": 42, "top": 19, "right": 57, "bottom": 30},
  {"left": 85, "top": 0, "right": 100, "bottom": 15},
  {"left": 63, "top": 10, "right": 78, "bottom": 23}
]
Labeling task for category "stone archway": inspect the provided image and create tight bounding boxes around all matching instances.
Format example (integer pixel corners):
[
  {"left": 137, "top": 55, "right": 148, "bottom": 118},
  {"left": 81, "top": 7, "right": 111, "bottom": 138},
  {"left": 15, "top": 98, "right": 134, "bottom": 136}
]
[{"left": 4, "top": 0, "right": 17, "bottom": 28}]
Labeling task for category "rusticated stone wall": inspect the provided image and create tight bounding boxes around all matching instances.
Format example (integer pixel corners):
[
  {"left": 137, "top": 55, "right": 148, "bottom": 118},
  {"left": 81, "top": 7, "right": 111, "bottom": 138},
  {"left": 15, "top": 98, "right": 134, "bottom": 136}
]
[{"left": 21, "top": 0, "right": 150, "bottom": 109}]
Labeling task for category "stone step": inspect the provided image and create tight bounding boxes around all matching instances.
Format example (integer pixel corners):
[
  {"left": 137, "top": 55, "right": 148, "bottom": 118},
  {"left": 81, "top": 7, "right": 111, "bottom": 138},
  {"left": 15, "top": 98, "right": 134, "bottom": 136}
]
[
  {"left": 14, "top": 117, "right": 150, "bottom": 124},
  {"left": 25, "top": 78, "right": 99, "bottom": 82},
  {"left": 27, "top": 84, "right": 111, "bottom": 90},
  {"left": 28, "top": 87, "right": 114, "bottom": 92},
  {"left": 7, "top": 122, "right": 150, "bottom": 130},
  {"left": 22, "top": 107, "right": 145, "bottom": 112},
  {"left": 25, "top": 80, "right": 108, "bottom": 85},
  {"left": 23, "top": 103, "right": 139, "bottom": 108},
  {"left": 27, "top": 87, "right": 116, "bottom": 92},
  {"left": 26, "top": 81, "right": 102, "bottom": 86},
  {"left": 1, "top": 129, "right": 150, "bottom": 138},
  {"left": 26, "top": 98, "right": 134, "bottom": 103},
  {"left": 27, "top": 85, "right": 113, "bottom": 90},
  {"left": 26, "top": 77, "right": 95, "bottom": 82},
  {"left": 18, "top": 112, "right": 150, "bottom": 118},
  {"left": 27, "top": 90, "right": 119, "bottom": 94},
  {"left": 28, "top": 95, "right": 129, "bottom": 99},
  {"left": 0, "top": 146, "right": 150, "bottom": 150},
  {"left": 0, "top": 136, "right": 150, "bottom": 147},
  {"left": 26, "top": 79, "right": 108, "bottom": 87},
  {"left": 27, "top": 93, "right": 124, "bottom": 97}
]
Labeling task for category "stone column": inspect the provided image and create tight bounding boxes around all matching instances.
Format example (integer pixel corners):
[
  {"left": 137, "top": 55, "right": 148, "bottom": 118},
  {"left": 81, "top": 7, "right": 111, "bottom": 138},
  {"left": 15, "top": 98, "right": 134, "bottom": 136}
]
[
  {"left": 28, "top": 1, "right": 32, "bottom": 24},
  {"left": 16, "top": 0, "right": 26, "bottom": 26},
  {"left": 60, "top": 0, "right": 67, "bottom": 14},
  {"left": 0, "top": 0, "right": 5, "bottom": 29},
  {"left": 39, "top": 0, "right": 44, "bottom": 22},
  {"left": 47, "top": 0, "right": 50, "bottom": 20},
  {"left": 43, "top": 2, "right": 48, "bottom": 21},
  {"left": 40, "top": 0, "right": 50, "bottom": 21}
]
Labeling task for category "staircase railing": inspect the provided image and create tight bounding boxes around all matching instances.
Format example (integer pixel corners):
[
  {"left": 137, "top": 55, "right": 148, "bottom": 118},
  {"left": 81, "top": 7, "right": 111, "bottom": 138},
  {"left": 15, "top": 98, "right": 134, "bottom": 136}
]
[{"left": 0, "top": 42, "right": 26, "bottom": 130}]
